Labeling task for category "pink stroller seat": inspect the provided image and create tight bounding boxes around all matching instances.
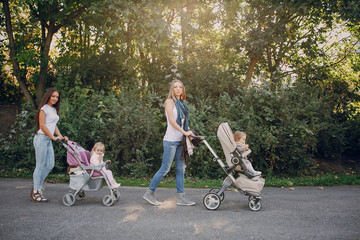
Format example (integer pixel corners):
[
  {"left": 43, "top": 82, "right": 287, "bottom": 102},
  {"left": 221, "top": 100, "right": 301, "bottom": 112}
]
[{"left": 66, "top": 141, "right": 102, "bottom": 177}]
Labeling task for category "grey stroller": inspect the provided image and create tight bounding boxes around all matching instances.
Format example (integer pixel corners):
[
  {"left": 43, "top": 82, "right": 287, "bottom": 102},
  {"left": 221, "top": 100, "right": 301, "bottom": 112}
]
[
  {"left": 60, "top": 140, "right": 120, "bottom": 207},
  {"left": 197, "top": 123, "right": 265, "bottom": 211}
]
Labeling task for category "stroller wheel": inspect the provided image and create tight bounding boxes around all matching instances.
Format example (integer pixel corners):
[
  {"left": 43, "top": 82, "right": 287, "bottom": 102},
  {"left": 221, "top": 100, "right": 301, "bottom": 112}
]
[
  {"left": 209, "top": 187, "right": 225, "bottom": 202},
  {"left": 248, "top": 197, "right": 262, "bottom": 211},
  {"left": 203, "top": 193, "right": 221, "bottom": 210},
  {"left": 103, "top": 195, "right": 114, "bottom": 207},
  {"left": 76, "top": 191, "right": 85, "bottom": 200},
  {"left": 63, "top": 193, "right": 75, "bottom": 206},
  {"left": 113, "top": 190, "right": 120, "bottom": 202}
]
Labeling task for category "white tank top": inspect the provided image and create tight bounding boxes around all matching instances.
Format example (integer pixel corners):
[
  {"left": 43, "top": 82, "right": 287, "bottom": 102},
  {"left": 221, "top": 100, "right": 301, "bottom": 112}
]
[{"left": 163, "top": 106, "right": 184, "bottom": 142}]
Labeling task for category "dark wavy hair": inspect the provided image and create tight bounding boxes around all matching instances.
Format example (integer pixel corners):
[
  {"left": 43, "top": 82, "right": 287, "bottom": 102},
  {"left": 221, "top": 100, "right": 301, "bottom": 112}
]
[{"left": 35, "top": 88, "right": 61, "bottom": 132}]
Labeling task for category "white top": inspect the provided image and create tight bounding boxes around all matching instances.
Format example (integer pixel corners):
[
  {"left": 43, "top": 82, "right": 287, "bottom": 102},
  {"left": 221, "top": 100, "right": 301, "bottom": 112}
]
[
  {"left": 37, "top": 104, "right": 59, "bottom": 135},
  {"left": 90, "top": 153, "right": 104, "bottom": 166},
  {"left": 163, "top": 106, "right": 184, "bottom": 142}
]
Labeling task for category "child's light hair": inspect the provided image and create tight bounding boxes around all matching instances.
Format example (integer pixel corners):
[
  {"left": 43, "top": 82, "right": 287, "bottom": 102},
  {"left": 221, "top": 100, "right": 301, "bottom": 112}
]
[
  {"left": 234, "top": 131, "right": 246, "bottom": 142},
  {"left": 91, "top": 142, "right": 105, "bottom": 155}
]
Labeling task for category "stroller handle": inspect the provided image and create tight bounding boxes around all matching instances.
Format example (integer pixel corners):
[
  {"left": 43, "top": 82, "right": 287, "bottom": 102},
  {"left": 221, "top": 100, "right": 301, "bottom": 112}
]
[
  {"left": 190, "top": 134, "right": 205, "bottom": 140},
  {"left": 57, "top": 139, "right": 72, "bottom": 153}
]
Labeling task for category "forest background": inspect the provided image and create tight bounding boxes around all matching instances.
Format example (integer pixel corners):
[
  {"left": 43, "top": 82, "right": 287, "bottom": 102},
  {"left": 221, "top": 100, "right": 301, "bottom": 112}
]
[{"left": 1, "top": 0, "right": 359, "bottom": 181}]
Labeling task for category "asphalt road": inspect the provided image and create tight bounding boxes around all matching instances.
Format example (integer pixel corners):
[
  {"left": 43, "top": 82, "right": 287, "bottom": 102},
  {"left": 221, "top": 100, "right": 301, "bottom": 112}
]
[{"left": 0, "top": 178, "right": 359, "bottom": 240}]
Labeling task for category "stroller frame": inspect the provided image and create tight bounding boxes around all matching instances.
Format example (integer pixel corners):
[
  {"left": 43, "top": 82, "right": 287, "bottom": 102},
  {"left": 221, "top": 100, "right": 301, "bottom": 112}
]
[
  {"left": 195, "top": 123, "right": 264, "bottom": 211},
  {"left": 60, "top": 140, "right": 120, "bottom": 207}
]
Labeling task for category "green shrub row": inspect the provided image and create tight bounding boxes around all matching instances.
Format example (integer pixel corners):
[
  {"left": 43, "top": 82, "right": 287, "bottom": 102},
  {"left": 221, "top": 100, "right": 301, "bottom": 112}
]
[{"left": 1, "top": 84, "right": 359, "bottom": 178}]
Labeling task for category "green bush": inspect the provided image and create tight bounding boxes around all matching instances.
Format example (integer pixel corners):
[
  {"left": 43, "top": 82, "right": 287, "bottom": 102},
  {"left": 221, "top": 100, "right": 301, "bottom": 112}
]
[
  {"left": 1, "top": 83, "right": 358, "bottom": 178},
  {"left": 0, "top": 102, "right": 36, "bottom": 171},
  {"left": 187, "top": 84, "right": 331, "bottom": 177},
  {"left": 57, "top": 90, "right": 164, "bottom": 176}
]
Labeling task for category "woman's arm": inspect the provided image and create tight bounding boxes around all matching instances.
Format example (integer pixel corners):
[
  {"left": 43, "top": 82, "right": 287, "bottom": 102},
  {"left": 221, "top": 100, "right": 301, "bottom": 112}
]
[
  {"left": 54, "top": 126, "right": 68, "bottom": 141},
  {"left": 165, "top": 99, "right": 192, "bottom": 137}
]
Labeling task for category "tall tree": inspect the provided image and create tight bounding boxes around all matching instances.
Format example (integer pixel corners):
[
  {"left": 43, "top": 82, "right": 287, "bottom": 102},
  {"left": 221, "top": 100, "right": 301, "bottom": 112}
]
[
  {"left": 1, "top": 0, "right": 93, "bottom": 108},
  {"left": 223, "top": 0, "right": 350, "bottom": 90},
  {"left": 1, "top": 0, "right": 36, "bottom": 108}
]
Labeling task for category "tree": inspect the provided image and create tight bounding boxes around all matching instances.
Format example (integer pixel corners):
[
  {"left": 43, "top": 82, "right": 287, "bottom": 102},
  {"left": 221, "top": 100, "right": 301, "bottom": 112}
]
[
  {"left": 1, "top": 0, "right": 93, "bottom": 108},
  {"left": 1, "top": 0, "right": 36, "bottom": 108},
  {"left": 222, "top": 0, "right": 356, "bottom": 90}
]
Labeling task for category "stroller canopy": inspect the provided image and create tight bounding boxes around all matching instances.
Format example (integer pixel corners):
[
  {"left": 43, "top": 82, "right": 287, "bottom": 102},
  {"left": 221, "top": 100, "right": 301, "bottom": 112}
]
[
  {"left": 66, "top": 141, "right": 91, "bottom": 167},
  {"left": 217, "top": 122, "right": 238, "bottom": 169}
]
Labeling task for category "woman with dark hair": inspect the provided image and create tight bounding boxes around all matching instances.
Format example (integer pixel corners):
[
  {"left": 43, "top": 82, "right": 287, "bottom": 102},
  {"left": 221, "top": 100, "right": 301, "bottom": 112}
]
[
  {"left": 143, "top": 80, "right": 195, "bottom": 206},
  {"left": 31, "top": 88, "right": 68, "bottom": 202}
]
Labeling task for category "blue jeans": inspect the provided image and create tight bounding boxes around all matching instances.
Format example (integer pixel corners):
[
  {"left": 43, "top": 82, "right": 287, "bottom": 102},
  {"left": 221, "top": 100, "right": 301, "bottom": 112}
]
[
  {"left": 33, "top": 134, "right": 55, "bottom": 190},
  {"left": 149, "top": 140, "right": 185, "bottom": 193}
]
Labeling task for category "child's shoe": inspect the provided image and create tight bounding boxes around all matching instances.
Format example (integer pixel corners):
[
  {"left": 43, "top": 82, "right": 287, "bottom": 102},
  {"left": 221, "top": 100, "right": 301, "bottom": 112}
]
[{"left": 111, "top": 180, "right": 121, "bottom": 188}]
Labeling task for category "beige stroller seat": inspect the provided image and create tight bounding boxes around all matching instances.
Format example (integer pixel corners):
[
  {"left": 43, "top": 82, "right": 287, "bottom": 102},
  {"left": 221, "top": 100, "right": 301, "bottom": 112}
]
[{"left": 217, "top": 122, "right": 265, "bottom": 194}]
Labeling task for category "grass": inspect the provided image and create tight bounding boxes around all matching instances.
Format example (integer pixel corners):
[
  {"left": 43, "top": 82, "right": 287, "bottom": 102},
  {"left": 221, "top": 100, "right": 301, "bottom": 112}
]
[{"left": 1, "top": 168, "right": 359, "bottom": 188}]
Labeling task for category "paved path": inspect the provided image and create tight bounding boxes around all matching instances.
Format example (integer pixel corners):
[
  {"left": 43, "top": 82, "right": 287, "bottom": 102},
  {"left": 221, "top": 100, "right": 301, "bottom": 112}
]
[{"left": 0, "top": 178, "right": 359, "bottom": 240}]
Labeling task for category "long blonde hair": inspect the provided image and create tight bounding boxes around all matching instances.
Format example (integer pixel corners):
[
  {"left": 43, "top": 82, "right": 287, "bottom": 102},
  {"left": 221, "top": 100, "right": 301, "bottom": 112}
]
[
  {"left": 91, "top": 142, "right": 105, "bottom": 155},
  {"left": 167, "top": 79, "right": 186, "bottom": 102}
]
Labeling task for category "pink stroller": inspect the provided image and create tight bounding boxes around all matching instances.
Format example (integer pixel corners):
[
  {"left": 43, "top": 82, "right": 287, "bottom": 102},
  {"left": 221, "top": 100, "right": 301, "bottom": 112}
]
[{"left": 60, "top": 140, "right": 120, "bottom": 206}]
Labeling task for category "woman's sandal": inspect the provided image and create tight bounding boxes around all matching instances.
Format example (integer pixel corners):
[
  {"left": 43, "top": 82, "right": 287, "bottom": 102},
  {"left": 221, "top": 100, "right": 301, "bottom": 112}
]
[{"left": 31, "top": 190, "right": 48, "bottom": 202}]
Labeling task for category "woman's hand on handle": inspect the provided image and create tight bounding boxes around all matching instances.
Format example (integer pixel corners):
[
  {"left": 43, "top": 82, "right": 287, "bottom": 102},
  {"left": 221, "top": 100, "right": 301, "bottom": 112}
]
[
  {"left": 184, "top": 130, "right": 193, "bottom": 137},
  {"left": 56, "top": 135, "right": 68, "bottom": 142},
  {"left": 52, "top": 136, "right": 61, "bottom": 141}
]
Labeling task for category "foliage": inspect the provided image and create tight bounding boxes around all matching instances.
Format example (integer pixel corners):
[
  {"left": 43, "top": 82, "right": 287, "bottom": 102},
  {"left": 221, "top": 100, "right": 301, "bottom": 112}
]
[
  {"left": 1, "top": 81, "right": 359, "bottom": 179},
  {"left": 56, "top": 90, "right": 164, "bottom": 175},
  {"left": 0, "top": 78, "right": 23, "bottom": 103},
  {"left": 1, "top": 0, "right": 360, "bottom": 179},
  {"left": 0, "top": 102, "right": 36, "bottom": 170},
  {"left": 189, "top": 84, "right": 324, "bottom": 177}
]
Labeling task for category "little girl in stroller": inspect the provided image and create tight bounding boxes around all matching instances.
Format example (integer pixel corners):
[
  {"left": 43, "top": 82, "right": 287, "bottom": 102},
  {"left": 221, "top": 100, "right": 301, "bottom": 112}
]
[
  {"left": 233, "top": 131, "right": 262, "bottom": 178},
  {"left": 195, "top": 122, "right": 265, "bottom": 211},
  {"left": 90, "top": 142, "right": 120, "bottom": 188},
  {"left": 61, "top": 140, "right": 120, "bottom": 207}
]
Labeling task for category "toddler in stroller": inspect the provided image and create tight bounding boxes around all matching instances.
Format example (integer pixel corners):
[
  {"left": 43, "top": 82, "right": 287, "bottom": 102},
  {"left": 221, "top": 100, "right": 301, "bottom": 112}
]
[
  {"left": 233, "top": 131, "right": 262, "bottom": 178},
  {"left": 196, "top": 122, "right": 265, "bottom": 211},
  {"left": 90, "top": 142, "right": 121, "bottom": 188},
  {"left": 60, "top": 140, "right": 120, "bottom": 206}
]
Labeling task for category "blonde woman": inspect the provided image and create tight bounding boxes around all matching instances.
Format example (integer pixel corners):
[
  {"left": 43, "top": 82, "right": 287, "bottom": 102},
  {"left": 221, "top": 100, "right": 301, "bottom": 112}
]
[{"left": 143, "top": 80, "right": 195, "bottom": 206}]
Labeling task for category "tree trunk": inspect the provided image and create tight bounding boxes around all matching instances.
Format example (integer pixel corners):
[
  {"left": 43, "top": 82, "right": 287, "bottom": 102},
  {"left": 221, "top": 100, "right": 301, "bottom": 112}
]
[
  {"left": 36, "top": 18, "right": 59, "bottom": 102},
  {"left": 180, "top": 0, "right": 187, "bottom": 63},
  {"left": 1, "top": 0, "right": 36, "bottom": 109},
  {"left": 270, "top": 55, "right": 282, "bottom": 91},
  {"left": 244, "top": 55, "right": 259, "bottom": 88}
]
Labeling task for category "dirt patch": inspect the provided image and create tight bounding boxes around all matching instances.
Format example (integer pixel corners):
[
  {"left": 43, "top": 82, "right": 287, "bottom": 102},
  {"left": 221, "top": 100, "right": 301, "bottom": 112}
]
[
  {"left": 316, "top": 159, "right": 360, "bottom": 175},
  {"left": 0, "top": 104, "right": 21, "bottom": 135}
]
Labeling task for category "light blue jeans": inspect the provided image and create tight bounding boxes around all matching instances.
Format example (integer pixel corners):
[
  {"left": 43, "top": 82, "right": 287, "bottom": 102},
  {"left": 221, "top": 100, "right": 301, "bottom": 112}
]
[
  {"left": 149, "top": 140, "right": 185, "bottom": 193},
  {"left": 33, "top": 134, "right": 55, "bottom": 190}
]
